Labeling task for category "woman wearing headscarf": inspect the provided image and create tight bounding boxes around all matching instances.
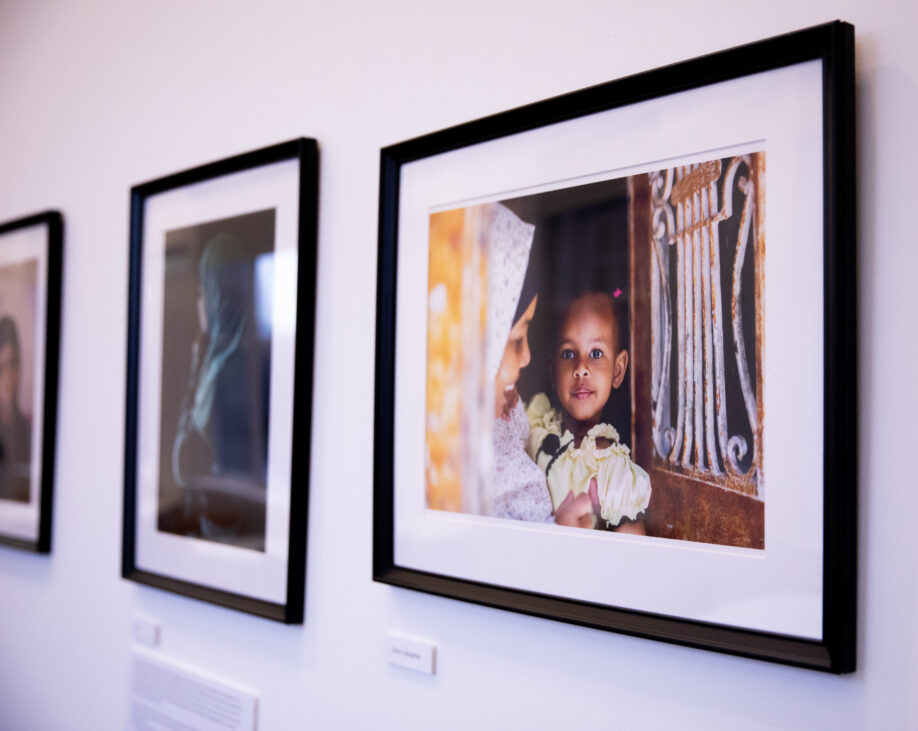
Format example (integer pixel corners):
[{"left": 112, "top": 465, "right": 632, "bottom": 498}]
[{"left": 484, "top": 203, "right": 593, "bottom": 528}]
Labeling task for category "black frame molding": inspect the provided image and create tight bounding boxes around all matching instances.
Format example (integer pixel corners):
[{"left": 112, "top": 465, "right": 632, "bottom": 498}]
[
  {"left": 0, "top": 211, "right": 63, "bottom": 554},
  {"left": 123, "top": 139, "right": 319, "bottom": 623},
  {"left": 374, "top": 21, "right": 856, "bottom": 672}
]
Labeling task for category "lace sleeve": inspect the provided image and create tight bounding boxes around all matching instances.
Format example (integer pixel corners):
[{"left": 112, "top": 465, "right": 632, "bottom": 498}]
[
  {"left": 489, "top": 401, "right": 553, "bottom": 523},
  {"left": 490, "top": 476, "right": 554, "bottom": 523}
]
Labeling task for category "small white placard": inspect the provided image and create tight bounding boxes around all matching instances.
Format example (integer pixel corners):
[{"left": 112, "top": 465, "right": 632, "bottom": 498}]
[
  {"left": 385, "top": 631, "right": 437, "bottom": 675},
  {"left": 131, "top": 613, "right": 161, "bottom": 648},
  {"left": 130, "top": 649, "right": 258, "bottom": 731}
]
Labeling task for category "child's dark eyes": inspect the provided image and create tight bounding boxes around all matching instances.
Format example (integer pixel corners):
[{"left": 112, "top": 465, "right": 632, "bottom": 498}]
[{"left": 560, "top": 348, "right": 604, "bottom": 360}]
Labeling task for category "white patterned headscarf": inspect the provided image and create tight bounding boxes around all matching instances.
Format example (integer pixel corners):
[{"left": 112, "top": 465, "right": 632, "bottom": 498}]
[{"left": 485, "top": 203, "right": 536, "bottom": 382}]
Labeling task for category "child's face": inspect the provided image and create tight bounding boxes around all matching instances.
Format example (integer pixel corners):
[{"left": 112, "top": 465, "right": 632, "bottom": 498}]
[{"left": 555, "top": 294, "right": 628, "bottom": 429}]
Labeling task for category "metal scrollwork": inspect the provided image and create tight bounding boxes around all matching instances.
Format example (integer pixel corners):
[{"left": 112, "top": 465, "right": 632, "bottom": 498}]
[{"left": 649, "top": 156, "right": 761, "bottom": 494}]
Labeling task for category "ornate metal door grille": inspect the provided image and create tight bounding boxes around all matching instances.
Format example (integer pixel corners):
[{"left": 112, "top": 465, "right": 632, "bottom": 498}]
[{"left": 648, "top": 155, "right": 764, "bottom": 496}]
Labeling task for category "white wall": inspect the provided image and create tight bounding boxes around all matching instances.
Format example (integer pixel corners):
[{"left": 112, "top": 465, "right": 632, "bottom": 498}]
[{"left": 0, "top": 2, "right": 914, "bottom": 729}]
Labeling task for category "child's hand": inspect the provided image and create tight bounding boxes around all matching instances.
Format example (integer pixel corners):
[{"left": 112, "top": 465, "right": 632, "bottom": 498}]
[
  {"left": 554, "top": 490, "right": 594, "bottom": 529},
  {"left": 588, "top": 477, "right": 601, "bottom": 518}
]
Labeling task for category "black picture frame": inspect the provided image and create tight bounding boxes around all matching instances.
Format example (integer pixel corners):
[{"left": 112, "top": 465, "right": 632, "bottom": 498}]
[
  {"left": 123, "top": 139, "right": 318, "bottom": 623},
  {"left": 0, "top": 211, "right": 62, "bottom": 553},
  {"left": 374, "top": 22, "right": 855, "bottom": 671}
]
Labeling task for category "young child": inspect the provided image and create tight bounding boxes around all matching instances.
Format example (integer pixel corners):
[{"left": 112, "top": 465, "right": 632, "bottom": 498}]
[{"left": 526, "top": 291, "right": 651, "bottom": 531}]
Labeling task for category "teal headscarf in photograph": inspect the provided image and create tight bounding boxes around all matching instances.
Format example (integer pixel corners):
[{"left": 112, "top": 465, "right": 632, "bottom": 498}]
[{"left": 172, "top": 233, "right": 250, "bottom": 489}]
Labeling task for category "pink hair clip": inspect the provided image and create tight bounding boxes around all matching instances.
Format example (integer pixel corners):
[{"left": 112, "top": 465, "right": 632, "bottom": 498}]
[{"left": 613, "top": 288, "right": 623, "bottom": 298}]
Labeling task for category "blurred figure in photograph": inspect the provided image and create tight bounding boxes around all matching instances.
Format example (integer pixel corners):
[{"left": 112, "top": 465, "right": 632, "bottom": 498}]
[
  {"left": 0, "top": 316, "right": 31, "bottom": 502},
  {"left": 171, "top": 233, "right": 269, "bottom": 548}
]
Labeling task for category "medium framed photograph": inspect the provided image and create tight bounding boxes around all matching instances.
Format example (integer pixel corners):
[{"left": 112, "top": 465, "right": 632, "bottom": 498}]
[
  {"left": 0, "top": 211, "right": 62, "bottom": 553},
  {"left": 374, "top": 22, "right": 855, "bottom": 670},
  {"left": 123, "top": 139, "right": 318, "bottom": 622}
]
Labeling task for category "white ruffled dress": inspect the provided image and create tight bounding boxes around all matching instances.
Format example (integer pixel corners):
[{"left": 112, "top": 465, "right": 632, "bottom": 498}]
[{"left": 525, "top": 393, "right": 651, "bottom": 528}]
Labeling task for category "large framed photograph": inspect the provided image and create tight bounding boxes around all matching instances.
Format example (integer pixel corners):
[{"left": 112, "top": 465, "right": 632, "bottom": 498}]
[
  {"left": 374, "top": 22, "right": 855, "bottom": 670},
  {"left": 0, "top": 211, "right": 62, "bottom": 553},
  {"left": 123, "top": 139, "right": 318, "bottom": 622}
]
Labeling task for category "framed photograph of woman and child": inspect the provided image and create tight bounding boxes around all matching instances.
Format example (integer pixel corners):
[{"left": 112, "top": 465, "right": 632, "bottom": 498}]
[
  {"left": 374, "top": 22, "right": 855, "bottom": 671},
  {"left": 123, "top": 139, "right": 318, "bottom": 622},
  {"left": 0, "top": 211, "right": 62, "bottom": 553}
]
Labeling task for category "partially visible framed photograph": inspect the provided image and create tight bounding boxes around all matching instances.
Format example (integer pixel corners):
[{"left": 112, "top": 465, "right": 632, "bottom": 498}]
[
  {"left": 123, "top": 139, "right": 318, "bottom": 622},
  {"left": 374, "top": 22, "right": 855, "bottom": 670},
  {"left": 0, "top": 211, "right": 62, "bottom": 553}
]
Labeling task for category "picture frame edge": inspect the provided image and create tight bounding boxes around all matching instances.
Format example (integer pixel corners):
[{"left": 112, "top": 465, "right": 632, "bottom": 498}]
[
  {"left": 372, "top": 21, "right": 857, "bottom": 672},
  {"left": 122, "top": 138, "right": 318, "bottom": 623},
  {"left": 0, "top": 209, "right": 64, "bottom": 554},
  {"left": 820, "top": 19, "right": 858, "bottom": 675}
]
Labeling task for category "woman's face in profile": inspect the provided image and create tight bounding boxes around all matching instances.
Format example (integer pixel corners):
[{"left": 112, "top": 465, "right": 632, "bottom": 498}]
[{"left": 494, "top": 295, "right": 538, "bottom": 416}]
